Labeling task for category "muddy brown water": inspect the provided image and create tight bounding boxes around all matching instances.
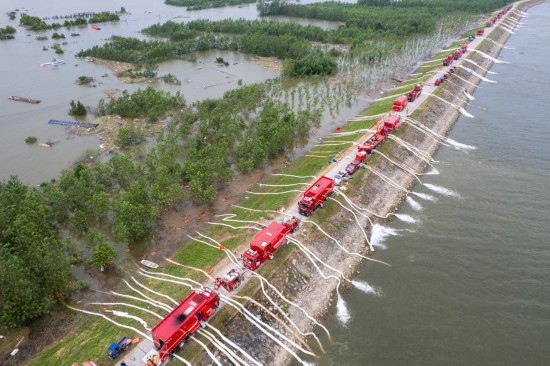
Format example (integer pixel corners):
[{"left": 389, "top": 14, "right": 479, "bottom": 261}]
[
  {"left": 0, "top": 0, "right": 351, "bottom": 185},
  {"left": 314, "top": 3, "right": 550, "bottom": 365}
]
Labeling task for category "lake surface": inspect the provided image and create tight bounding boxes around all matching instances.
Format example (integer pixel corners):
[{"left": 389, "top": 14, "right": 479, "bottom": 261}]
[
  {"left": 0, "top": 0, "right": 348, "bottom": 185},
  {"left": 317, "top": 3, "right": 550, "bottom": 365}
]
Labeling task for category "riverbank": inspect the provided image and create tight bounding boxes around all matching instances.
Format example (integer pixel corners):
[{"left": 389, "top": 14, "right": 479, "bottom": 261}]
[
  {"left": 15, "top": 3, "right": 534, "bottom": 365},
  {"left": 263, "top": 1, "right": 540, "bottom": 365},
  {"left": 200, "top": 2, "right": 538, "bottom": 365}
]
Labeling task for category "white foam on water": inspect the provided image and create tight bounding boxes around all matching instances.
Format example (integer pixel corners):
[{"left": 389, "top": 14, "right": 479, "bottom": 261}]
[
  {"left": 424, "top": 167, "right": 440, "bottom": 175},
  {"left": 412, "top": 192, "right": 437, "bottom": 201},
  {"left": 423, "top": 183, "right": 461, "bottom": 198},
  {"left": 352, "top": 280, "right": 380, "bottom": 296},
  {"left": 394, "top": 214, "right": 417, "bottom": 224},
  {"left": 336, "top": 293, "right": 351, "bottom": 326},
  {"left": 446, "top": 138, "right": 477, "bottom": 150},
  {"left": 473, "top": 49, "right": 510, "bottom": 64},
  {"left": 406, "top": 196, "right": 423, "bottom": 211},
  {"left": 459, "top": 107, "right": 475, "bottom": 119},
  {"left": 463, "top": 91, "right": 476, "bottom": 100},
  {"left": 370, "top": 224, "right": 398, "bottom": 249},
  {"left": 459, "top": 65, "right": 497, "bottom": 83}
]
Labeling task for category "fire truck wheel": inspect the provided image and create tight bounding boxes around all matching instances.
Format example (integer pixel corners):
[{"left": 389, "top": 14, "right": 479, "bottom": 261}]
[{"left": 319, "top": 203, "right": 324, "bottom": 208}]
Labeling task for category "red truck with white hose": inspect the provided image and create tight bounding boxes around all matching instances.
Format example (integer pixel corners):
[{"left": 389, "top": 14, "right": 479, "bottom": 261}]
[
  {"left": 242, "top": 218, "right": 300, "bottom": 271},
  {"left": 298, "top": 176, "right": 334, "bottom": 216},
  {"left": 147, "top": 287, "right": 220, "bottom": 365}
]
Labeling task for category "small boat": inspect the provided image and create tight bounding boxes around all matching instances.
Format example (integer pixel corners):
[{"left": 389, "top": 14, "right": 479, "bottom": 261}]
[
  {"left": 40, "top": 58, "right": 65, "bottom": 67},
  {"left": 9, "top": 96, "right": 41, "bottom": 104},
  {"left": 91, "top": 25, "right": 101, "bottom": 30},
  {"left": 140, "top": 259, "right": 159, "bottom": 269}
]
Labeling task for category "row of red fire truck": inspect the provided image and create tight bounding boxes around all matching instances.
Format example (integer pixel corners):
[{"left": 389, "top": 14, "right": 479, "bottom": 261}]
[{"left": 141, "top": 6, "right": 515, "bottom": 365}]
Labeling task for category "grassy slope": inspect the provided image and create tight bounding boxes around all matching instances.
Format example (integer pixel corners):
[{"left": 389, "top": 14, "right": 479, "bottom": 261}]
[{"left": 27, "top": 25, "right": 482, "bottom": 366}]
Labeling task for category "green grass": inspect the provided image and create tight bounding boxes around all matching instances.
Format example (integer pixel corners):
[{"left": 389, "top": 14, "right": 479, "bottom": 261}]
[{"left": 28, "top": 24, "right": 477, "bottom": 365}]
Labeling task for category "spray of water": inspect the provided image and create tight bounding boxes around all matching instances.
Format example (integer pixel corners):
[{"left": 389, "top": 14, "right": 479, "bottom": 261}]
[
  {"left": 472, "top": 49, "right": 510, "bottom": 64},
  {"left": 412, "top": 192, "right": 437, "bottom": 201},
  {"left": 458, "top": 65, "right": 497, "bottom": 83},
  {"left": 424, "top": 167, "right": 440, "bottom": 175},
  {"left": 406, "top": 196, "right": 423, "bottom": 211},
  {"left": 463, "top": 90, "right": 475, "bottom": 100},
  {"left": 370, "top": 224, "right": 399, "bottom": 250},
  {"left": 394, "top": 214, "right": 418, "bottom": 224},
  {"left": 446, "top": 138, "right": 477, "bottom": 150},
  {"left": 423, "top": 183, "right": 462, "bottom": 198},
  {"left": 462, "top": 58, "right": 497, "bottom": 74},
  {"left": 424, "top": 93, "right": 475, "bottom": 118},
  {"left": 351, "top": 280, "right": 380, "bottom": 296}
]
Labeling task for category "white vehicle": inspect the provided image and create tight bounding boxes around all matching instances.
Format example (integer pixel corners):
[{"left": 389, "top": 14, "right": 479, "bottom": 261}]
[{"left": 334, "top": 171, "right": 348, "bottom": 186}]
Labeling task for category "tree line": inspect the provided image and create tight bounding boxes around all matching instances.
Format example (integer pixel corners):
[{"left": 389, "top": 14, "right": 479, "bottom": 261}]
[
  {"left": 165, "top": 0, "right": 257, "bottom": 11},
  {"left": 20, "top": 11, "right": 120, "bottom": 31},
  {"left": 0, "top": 82, "right": 320, "bottom": 328}
]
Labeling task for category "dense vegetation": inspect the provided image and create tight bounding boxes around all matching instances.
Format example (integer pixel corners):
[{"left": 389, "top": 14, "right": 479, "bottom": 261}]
[
  {"left": 68, "top": 100, "right": 87, "bottom": 116},
  {"left": 20, "top": 11, "right": 121, "bottom": 31},
  {"left": 0, "top": 177, "right": 77, "bottom": 328},
  {"left": 0, "top": 25, "right": 16, "bottom": 40},
  {"left": 165, "top": 0, "right": 257, "bottom": 11},
  {"left": 0, "top": 82, "right": 320, "bottom": 328}
]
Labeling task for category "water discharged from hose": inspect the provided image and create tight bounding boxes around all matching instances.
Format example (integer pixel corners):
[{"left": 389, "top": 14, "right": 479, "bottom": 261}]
[
  {"left": 370, "top": 224, "right": 399, "bottom": 250},
  {"left": 458, "top": 65, "right": 497, "bottom": 83},
  {"left": 423, "top": 183, "right": 462, "bottom": 198},
  {"left": 446, "top": 138, "right": 477, "bottom": 150},
  {"left": 351, "top": 280, "right": 380, "bottom": 296},
  {"left": 406, "top": 196, "right": 423, "bottom": 211},
  {"left": 464, "top": 91, "right": 476, "bottom": 100},
  {"left": 424, "top": 167, "right": 440, "bottom": 175},
  {"left": 394, "top": 214, "right": 418, "bottom": 224},
  {"left": 472, "top": 49, "right": 510, "bottom": 64},
  {"left": 412, "top": 192, "right": 437, "bottom": 201},
  {"left": 462, "top": 58, "right": 498, "bottom": 74},
  {"left": 424, "top": 93, "right": 475, "bottom": 119}
]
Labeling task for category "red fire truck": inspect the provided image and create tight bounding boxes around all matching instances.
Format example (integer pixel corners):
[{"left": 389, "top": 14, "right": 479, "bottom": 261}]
[
  {"left": 297, "top": 176, "right": 334, "bottom": 216},
  {"left": 242, "top": 218, "right": 299, "bottom": 271},
  {"left": 148, "top": 287, "right": 219, "bottom": 365}
]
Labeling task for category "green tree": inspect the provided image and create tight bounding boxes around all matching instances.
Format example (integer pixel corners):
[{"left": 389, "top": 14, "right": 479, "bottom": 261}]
[{"left": 68, "top": 100, "right": 87, "bottom": 116}]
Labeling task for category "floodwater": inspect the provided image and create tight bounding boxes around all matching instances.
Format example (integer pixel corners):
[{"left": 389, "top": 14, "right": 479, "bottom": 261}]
[
  {"left": 318, "top": 3, "right": 550, "bottom": 365},
  {"left": 0, "top": 0, "right": 348, "bottom": 185}
]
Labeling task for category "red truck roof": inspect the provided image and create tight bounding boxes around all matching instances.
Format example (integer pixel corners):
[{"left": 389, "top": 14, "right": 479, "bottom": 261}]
[
  {"left": 383, "top": 114, "right": 401, "bottom": 129},
  {"left": 302, "top": 176, "right": 333, "bottom": 201},
  {"left": 151, "top": 289, "right": 214, "bottom": 346},
  {"left": 250, "top": 221, "right": 289, "bottom": 252}
]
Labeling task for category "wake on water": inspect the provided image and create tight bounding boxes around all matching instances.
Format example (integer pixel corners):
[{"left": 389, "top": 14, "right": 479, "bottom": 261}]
[
  {"left": 446, "top": 138, "right": 477, "bottom": 150},
  {"left": 337, "top": 294, "right": 351, "bottom": 325},
  {"left": 406, "top": 196, "right": 423, "bottom": 211},
  {"left": 423, "top": 183, "right": 461, "bottom": 198},
  {"left": 424, "top": 167, "right": 440, "bottom": 175},
  {"left": 370, "top": 224, "right": 398, "bottom": 250},
  {"left": 394, "top": 213, "right": 418, "bottom": 224},
  {"left": 412, "top": 192, "right": 437, "bottom": 201},
  {"left": 352, "top": 280, "right": 381, "bottom": 297}
]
